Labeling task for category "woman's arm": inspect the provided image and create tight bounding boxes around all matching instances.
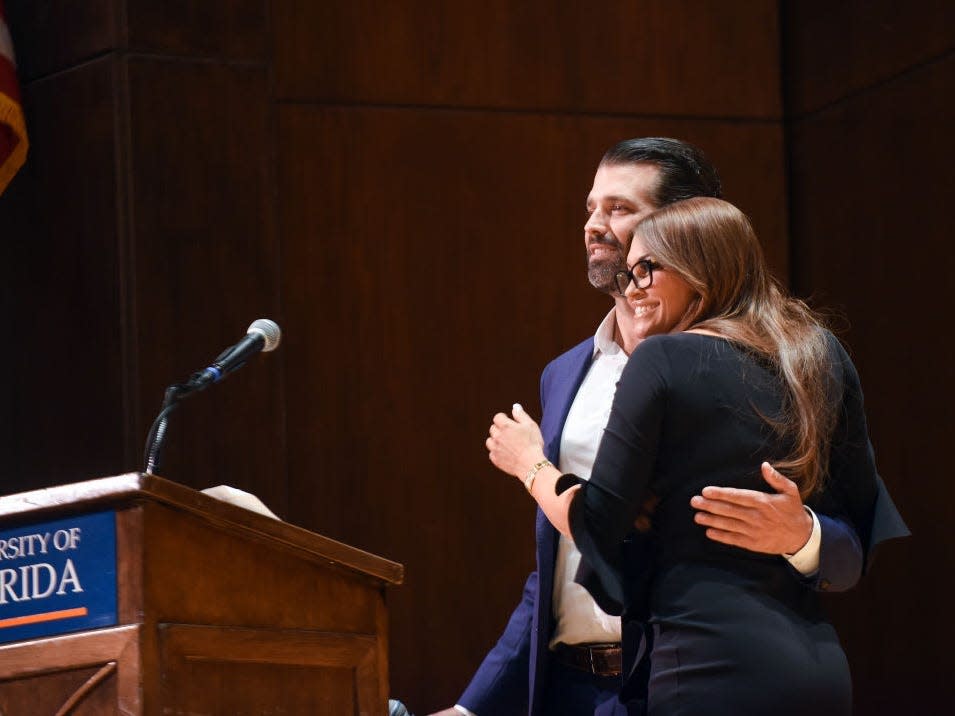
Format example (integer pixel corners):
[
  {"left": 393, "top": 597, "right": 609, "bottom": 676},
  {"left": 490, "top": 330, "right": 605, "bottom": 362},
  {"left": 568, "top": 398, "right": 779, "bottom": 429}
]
[{"left": 485, "top": 405, "right": 577, "bottom": 537}]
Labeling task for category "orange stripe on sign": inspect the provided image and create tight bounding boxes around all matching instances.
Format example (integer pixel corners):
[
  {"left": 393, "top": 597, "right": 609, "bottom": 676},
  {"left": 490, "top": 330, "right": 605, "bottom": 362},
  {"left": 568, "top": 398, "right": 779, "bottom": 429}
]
[{"left": 0, "top": 606, "right": 88, "bottom": 629}]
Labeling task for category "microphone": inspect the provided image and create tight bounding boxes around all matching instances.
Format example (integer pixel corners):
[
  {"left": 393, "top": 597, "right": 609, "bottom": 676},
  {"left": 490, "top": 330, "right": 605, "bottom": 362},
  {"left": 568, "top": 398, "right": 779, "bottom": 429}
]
[
  {"left": 142, "top": 318, "right": 282, "bottom": 474},
  {"left": 188, "top": 318, "right": 282, "bottom": 390}
]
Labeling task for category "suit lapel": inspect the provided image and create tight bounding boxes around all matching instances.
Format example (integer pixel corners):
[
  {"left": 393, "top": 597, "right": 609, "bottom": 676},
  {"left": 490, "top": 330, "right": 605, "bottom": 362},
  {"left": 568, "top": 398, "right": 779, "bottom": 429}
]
[{"left": 542, "top": 340, "right": 596, "bottom": 464}]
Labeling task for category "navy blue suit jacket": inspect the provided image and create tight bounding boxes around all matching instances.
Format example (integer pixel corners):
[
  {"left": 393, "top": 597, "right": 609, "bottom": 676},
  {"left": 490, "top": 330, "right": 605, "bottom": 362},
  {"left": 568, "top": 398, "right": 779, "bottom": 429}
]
[{"left": 458, "top": 335, "right": 875, "bottom": 716}]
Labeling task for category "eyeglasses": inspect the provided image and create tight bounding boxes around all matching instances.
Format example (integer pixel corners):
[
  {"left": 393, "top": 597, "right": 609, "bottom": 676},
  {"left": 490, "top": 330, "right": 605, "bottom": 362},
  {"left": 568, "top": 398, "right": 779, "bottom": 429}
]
[{"left": 613, "top": 259, "right": 662, "bottom": 295}]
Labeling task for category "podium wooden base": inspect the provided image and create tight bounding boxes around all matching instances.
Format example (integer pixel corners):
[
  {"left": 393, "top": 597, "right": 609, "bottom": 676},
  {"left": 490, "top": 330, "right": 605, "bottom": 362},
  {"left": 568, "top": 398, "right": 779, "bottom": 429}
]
[{"left": 0, "top": 474, "right": 403, "bottom": 715}]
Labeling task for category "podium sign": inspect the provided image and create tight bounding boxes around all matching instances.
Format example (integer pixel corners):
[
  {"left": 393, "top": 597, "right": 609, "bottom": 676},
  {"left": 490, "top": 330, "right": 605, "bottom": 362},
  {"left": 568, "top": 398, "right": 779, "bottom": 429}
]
[{"left": 0, "top": 510, "right": 117, "bottom": 644}]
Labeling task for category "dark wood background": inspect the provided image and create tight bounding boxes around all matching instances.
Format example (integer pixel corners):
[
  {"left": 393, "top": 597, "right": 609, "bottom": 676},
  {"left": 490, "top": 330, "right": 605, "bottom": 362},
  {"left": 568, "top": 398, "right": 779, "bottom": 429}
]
[{"left": 1, "top": 1, "right": 950, "bottom": 713}]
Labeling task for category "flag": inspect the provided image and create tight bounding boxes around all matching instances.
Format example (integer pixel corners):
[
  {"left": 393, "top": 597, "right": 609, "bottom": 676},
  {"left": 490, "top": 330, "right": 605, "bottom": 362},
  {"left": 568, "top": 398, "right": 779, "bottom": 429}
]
[{"left": 0, "top": 1, "right": 28, "bottom": 195}]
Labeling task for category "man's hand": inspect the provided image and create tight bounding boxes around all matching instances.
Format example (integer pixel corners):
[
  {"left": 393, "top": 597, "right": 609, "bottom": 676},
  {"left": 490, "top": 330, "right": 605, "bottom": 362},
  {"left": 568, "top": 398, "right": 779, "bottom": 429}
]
[
  {"left": 690, "top": 462, "right": 813, "bottom": 555},
  {"left": 426, "top": 710, "right": 461, "bottom": 716}
]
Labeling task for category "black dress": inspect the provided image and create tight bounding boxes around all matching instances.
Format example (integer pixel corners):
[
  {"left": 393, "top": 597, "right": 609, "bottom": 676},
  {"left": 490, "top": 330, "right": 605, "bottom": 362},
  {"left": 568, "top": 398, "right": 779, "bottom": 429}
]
[{"left": 566, "top": 331, "right": 882, "bottom": 716}]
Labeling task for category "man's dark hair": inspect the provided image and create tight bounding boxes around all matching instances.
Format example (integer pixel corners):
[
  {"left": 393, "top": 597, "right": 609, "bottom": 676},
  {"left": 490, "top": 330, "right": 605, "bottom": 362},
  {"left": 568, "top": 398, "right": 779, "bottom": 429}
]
[{"left": 601, "top": 137, "right": 722, "bottom": 206}]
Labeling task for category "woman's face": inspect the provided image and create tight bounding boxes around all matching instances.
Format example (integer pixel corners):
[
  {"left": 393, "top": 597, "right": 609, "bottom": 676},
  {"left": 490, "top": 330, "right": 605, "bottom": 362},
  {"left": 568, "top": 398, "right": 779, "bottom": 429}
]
[{"left": 621, "top": 234, "right": 698, "bottom": 339}]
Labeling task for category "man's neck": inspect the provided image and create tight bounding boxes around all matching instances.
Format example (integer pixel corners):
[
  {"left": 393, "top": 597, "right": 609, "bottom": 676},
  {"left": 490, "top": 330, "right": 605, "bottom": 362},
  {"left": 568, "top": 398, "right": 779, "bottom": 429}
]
[{"left": 611, "top": 296, "right": 643, "bottom": 356}]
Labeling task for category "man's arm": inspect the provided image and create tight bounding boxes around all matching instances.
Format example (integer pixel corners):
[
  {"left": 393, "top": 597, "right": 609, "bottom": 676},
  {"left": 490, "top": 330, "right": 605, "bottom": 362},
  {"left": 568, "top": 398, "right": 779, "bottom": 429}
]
[
  {"left": 427, "top": 571, "right": 537, "bottom": 716},
  {"left": 690, "top": 462, "right": 863, "bottom": 591},
  {"left": 431, "top": 343, "right": 590, "bottom": 715}
]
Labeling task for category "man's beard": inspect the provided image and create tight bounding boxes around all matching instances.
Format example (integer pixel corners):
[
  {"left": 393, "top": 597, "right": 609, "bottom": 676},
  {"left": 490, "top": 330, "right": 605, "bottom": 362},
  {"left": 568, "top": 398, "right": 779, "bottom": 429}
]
[
  {"left": 587, "top": 258, "right": 622, "bottom": 292},
  {"left": 586, "top": 235, "right": 626, "bottom": 293}
]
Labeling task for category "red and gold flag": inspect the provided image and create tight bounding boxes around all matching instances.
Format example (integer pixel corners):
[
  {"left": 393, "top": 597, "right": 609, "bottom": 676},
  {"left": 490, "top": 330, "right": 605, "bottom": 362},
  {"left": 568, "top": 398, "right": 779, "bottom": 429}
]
[{"left": 0, "top": 1, "right": 28, "bottom": 195}]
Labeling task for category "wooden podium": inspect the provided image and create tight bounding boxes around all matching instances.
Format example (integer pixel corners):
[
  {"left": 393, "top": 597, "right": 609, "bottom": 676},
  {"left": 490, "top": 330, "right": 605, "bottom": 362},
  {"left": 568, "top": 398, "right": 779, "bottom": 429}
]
[{"left": 0, "top": 474, "right": 403, "bottom": 715}]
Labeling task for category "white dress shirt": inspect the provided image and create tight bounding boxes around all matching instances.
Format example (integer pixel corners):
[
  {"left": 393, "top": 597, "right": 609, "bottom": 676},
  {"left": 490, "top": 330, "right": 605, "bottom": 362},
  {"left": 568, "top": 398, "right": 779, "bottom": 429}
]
[{"left": 550, "top": 310, "right": 626, "bottom": 647}]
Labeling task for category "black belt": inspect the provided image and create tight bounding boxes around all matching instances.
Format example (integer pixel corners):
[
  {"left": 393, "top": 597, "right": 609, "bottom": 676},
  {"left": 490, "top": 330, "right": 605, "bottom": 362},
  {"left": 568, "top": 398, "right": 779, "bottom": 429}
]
[{"left": 552, "top": 642, "right": 623, "bottom": 677}]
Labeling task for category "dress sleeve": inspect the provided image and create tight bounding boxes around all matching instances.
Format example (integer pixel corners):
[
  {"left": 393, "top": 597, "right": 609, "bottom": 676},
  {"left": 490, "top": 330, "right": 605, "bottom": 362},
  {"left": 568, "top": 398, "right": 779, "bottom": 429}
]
[{"left": 566, "top": 337, "right": 670, "bottom": 616}]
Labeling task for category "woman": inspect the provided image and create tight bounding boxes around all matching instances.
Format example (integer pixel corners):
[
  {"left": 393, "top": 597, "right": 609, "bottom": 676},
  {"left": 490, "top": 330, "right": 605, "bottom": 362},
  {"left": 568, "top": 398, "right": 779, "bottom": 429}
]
[{"left": 486, "top": 197, "right": 888, "bottom": 715}]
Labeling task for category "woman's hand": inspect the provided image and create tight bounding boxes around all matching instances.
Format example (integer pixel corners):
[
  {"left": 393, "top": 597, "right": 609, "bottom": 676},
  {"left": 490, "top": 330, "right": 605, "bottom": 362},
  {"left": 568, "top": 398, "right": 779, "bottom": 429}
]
[
  {"left": 488, "top": 403, "right": 575, "bottom": 537},
  {"left": 485, "top": 403, "right": 547, "bottom": 480}
]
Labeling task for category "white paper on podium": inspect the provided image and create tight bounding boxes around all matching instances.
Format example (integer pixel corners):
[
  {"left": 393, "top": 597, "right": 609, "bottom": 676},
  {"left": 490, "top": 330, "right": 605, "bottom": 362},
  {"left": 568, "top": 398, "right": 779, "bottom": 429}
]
[{"left": 201, "top": 485, "right": 281, "bottom": 520}]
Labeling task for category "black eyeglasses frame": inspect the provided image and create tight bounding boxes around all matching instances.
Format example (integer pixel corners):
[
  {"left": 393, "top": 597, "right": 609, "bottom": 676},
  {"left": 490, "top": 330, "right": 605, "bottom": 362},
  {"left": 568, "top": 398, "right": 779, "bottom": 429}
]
[{"left": 613, "top": 259, "right": 662, "bottom": 295}]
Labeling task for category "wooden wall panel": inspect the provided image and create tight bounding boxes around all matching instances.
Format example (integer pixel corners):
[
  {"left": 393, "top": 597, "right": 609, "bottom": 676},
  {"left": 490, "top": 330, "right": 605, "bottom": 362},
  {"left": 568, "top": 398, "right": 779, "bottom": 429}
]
[
  {"left": 125, "top": 57, "right": 286, "bottom": 510},
  {"left": 784, "top": 0, "right": 955, "bottom": 115},
  {"left": 0, "top": 57, "right": 126, "bottom": 493},
  {"left": 278, "top": 105, "right": 787, "bottom": 709},
  {"left": 274, "top": 0, "right": 782, "bottom": 117},
  {"left": 126, "top": 0, "right": 269, "bottom": 59},
  {"left": 6, "top": 0, "right": 120, "bottom": 81},
  {"left": 789, "top": 53, "right": 953, "bottom": 715}
]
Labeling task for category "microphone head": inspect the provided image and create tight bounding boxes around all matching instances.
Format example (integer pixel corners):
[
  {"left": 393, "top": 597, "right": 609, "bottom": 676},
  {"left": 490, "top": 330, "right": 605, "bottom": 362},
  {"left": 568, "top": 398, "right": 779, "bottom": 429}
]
[{"left": 247, "top": 319, "right": 282, "bottom": 352}]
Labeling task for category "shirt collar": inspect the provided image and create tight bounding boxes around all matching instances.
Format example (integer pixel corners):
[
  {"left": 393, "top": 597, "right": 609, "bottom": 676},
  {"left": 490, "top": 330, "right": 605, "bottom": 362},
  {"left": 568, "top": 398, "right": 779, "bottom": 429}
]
[{"left": 593, "top": 308, "right": 623, "bottom": 358}]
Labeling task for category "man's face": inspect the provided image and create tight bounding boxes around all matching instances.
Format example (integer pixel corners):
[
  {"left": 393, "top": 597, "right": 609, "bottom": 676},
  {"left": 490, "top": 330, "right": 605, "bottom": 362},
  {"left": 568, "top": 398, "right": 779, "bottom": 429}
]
[{"left": 584, "top": 162, "right": 661, "bottom": 293}]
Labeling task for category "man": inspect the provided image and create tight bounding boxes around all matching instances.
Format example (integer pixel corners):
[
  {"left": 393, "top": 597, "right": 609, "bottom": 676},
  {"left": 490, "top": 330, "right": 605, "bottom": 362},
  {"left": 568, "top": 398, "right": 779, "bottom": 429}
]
[{"left": 430, "top": 138, "right": 892, "bottom": 716}]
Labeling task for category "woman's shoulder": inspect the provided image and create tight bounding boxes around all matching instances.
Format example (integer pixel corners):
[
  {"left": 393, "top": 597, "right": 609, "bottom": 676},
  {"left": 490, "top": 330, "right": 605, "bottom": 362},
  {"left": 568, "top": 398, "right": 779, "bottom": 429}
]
[
  {"left": 818, "top": 328, "right": 861, "bottom": 392},
  {"left": 820, "top": 327, "right": 851, "bottom": 361},
  {"left": 629, "top": 332, "right": 737, "bottom": 378},
  {"left": 637, "top": 331, "right": 731, "bottom": 356}
]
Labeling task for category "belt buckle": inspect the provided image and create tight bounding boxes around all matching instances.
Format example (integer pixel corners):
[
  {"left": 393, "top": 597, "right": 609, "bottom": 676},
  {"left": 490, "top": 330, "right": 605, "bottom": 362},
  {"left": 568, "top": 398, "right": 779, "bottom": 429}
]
[{"left": 588, "top": 647, "right": 597, "bottom": 674}]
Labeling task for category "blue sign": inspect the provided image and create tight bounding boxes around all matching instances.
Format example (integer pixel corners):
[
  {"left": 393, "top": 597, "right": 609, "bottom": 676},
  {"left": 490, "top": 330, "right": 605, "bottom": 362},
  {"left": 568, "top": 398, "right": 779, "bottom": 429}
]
[{"left": 0, "top": 511, "right": 117, "bottom": 644}]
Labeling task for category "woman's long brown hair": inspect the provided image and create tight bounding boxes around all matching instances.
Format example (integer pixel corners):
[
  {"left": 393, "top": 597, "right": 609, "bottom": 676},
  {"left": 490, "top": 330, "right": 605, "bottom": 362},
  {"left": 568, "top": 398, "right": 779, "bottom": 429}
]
[{"left": 636, "top": 197, "right": 837, "bottom": 498}]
